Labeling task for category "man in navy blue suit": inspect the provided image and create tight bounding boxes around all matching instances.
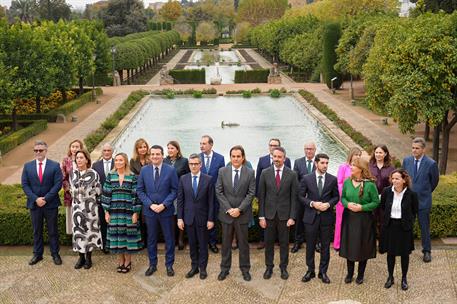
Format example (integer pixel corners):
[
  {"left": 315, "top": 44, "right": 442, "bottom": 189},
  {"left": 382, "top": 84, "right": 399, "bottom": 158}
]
[
  {"left": 21, "top": 140, "right": 63, "bottom": 266},
  {"left": 177, "top": 153, "right": 214, "bottom": 280},
  {"left": 402, "top": 137, "right": 439, "bottom": 263},
  {"left": 291, "top": 142, "right": 317, "bottom": 253},
  {"left": 255, "top": 138, "right": 291, "bottom": 249},
  {"left": 199, "top": 135, "right": 225, "bottom": 253},
  {"left": 91, "top": 142, "right": 114, "bottom": 253},
  {"left": 137, "top": 145, "right": 179, "bottom": 276}
]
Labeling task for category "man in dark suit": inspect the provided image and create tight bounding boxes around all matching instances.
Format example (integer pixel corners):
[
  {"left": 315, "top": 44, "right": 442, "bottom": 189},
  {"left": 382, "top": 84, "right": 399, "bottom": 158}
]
[
  {"left": 216, "top": 145, "right": 255, "bottom": 281},
  {"left": 199, "top": 135, "right": 225, "bottom": 253},
  {"left": 291, "top": 141, "right": 317, "bottom": 253},
  {"left": 21, "top": 140, "right": 63, "bottom": 266},
  {"left": 300, "top": 153, "right": 339, "bottom": 284},
  {"left": 137, "top": 145, "right": 179, "bottom": 277},
  {"left": 258, "top": 146, "right": 298, "bottom": 280},
  {"left": 402, "top": 137, "right": 439, "bottom": 263},
  {"left": 255, "top": 138, "right": 291, "bottom": 249},
  {"left": 91, "top": 142, "right": 114, "bottom": 253},
  {"left": 177, "top": 153, "right": 214, "bottom": 280}
]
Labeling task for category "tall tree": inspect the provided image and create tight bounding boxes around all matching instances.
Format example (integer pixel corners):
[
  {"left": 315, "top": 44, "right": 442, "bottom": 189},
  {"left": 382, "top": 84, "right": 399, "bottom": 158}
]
[
  {"left": 8, "top": 0, "right": 38, "bottom": 23},
  {"left": 237, "top": 0, "right": 288, "bottom": 26},
  {"left": 101, "top": 0, "right": 147, "bottom": 37},
  {"left": 37, "top": 0, "right": 71, "bottom": 21},
  {"left": 160, "top": 0, "right": 182, "bottom": 21}
]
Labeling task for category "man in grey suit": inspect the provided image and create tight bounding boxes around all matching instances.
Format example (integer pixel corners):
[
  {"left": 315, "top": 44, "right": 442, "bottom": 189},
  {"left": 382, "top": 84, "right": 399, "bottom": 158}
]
[
  {"left": 216, "top": 145, "right": 255, "bottom": 281},
  {"left": 258, "top": 146, "right": 298, "bottom": 280},
  {"left": 292, "top": 142, "right": 317, "bottom": 253},
  {"left": 402, "top": 137, "right": 439, "bottom": 263}
]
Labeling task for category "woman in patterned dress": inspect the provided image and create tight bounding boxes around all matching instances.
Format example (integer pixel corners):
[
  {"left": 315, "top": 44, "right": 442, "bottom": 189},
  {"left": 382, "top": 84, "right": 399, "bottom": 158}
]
[
  {"left": 101, "top": 153, "right": 143, "bottom": 273},
  {"left": 70, "top": 149, "right": 102, "bottom": 270},
  {"left": 61, "top": 139, "right": 84, "bottom": 234}
]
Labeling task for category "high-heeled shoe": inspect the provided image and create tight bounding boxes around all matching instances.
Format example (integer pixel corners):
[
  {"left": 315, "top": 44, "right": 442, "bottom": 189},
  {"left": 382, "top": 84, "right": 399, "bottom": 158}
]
[
  {"left": 117, "top": 265, "right": 123, "bottom": 273},
  {"left": 121, "top": 263, "right": 131, "bottom": 273},
  {"left": 384, "top": 276, "right": 394, "bottom": 289},
  {"left": 401, "top": 277, "right": 408, "bottom": 290}
]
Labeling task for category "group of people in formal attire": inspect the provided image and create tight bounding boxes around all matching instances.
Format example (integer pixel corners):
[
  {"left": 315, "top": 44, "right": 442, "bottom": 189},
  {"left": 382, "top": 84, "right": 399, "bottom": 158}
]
[{"left": 21, "top": 135, "right": 439, "bottom": 290}]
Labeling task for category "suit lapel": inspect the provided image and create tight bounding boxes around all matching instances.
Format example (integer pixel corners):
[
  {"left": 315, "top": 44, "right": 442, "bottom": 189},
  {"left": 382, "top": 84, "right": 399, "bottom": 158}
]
[
  {"left": 195, "top": 175, "right": 204, "bottom": 200},
  {"left": 278, "top": 167, "right": 289, "bottom": 192}
]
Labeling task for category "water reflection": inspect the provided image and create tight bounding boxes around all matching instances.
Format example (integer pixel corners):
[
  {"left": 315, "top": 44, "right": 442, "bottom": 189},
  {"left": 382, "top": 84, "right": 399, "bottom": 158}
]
[{"left": 113, "top": 95, "right": 348, "bottom": 175}]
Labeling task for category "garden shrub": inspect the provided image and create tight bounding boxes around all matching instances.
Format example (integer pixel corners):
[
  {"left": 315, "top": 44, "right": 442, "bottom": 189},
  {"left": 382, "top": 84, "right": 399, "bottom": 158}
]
[
  {"left": 0, "top": 120, "right": 47, "bottom": 155},
  {"left": 234, "top": 69, "right": 269, "bottom": 83},
  {"left": 169, "top": 69, "right": 205, "bottom": 84}
]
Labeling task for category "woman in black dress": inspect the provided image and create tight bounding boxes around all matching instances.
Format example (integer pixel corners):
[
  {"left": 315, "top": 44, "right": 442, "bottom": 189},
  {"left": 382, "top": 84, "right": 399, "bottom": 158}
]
[
  {"left": 164, "top": 140, "right": 190, "bottom": 250},
  {"left": 129, "top": 138, "right": 150, "bottom": 176},
  {"left": 380, "top": 169, "right": 418, "bottom": 291}
]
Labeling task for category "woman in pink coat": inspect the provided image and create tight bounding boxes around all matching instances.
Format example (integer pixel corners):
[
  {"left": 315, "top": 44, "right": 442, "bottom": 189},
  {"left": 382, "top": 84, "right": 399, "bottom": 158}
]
[{"left": 334, "top": 147, "right": 362, "bottom": 251}]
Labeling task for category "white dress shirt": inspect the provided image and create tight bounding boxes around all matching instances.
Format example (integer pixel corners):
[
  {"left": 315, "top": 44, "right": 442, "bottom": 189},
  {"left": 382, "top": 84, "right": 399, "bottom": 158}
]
[
  {"left": 36, "top": 158, "right": 47, "bottom": 176},
  {"left": 273, "top": 164, "right": 284, "bottom": 179},
  {"left": 232, "top": 165, "right": 242, "bottom": 185},
  {"left": 391, "top": 186, "right": 406, "bottom": 219}
]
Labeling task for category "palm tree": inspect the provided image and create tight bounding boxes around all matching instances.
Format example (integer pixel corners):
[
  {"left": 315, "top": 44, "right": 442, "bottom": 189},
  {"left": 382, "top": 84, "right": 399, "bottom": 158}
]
[{"left": 9, "top": 0, "right": 38, "bottom": 23}]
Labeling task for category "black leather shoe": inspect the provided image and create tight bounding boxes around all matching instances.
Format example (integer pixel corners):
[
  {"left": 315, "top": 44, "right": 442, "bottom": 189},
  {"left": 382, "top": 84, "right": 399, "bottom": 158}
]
[
  {"left": 83, "top": 252, "right": 92, "bottom": 269},
  {"left": 344, "top": 274, "right": 353, "bottom": 284},
  {"left": 166, "top": 266, "right": 175, "bottom": 277},
  {"left": 257, "top": 241, "right": 265, "bottom": 250},
  {"left": 291, "top": 242, "right": 301, "bottom": 253},
  {"left": 401, "top": 278, "right": 408, "bottom": 290},
  {"left": 315, "top": 242, "right": 321, "bottom": 253},
  {"left": 302, "top": 271, "right": 315, "bottom": 282},
  {"left": 145, "top": 266, "right": 157, "bottom": 276},
  {"left": 29, "top": 255, "right": 43, "bottom": 266},
  {"left": 102, "top": 248, "right": 109, "bottom": 254},
  {"left": 318, "top": 272, "right": 330, "bottom": 284},
  {"left": 209, "top": 244, "right": 219, "bottom": 254},
  {"left": 218, "top": 271, "right": 229, "bottom": 281},
  {"left": 74, "top": 254, "right": 85, "bottom": 269},
  {"left": 200, "top": 270, "right": 208, "bottom": 280},
  {"left": 384, "top": 276, "right": 394, "bottom": 289},
  {"left": 52, "top": 254, "right": 62, "bottom": 265},
  {"left": 280, "top": 268, "right": 289, "bottom": 280},
  {"left": 355, "top": 276, "right": 364, "bottom": 285},
  {"left": 186, "top": 268, "right": 199, "bottom": 278},
  {"left": 263, "top": 267, "right": 273, "bottom": 279},
  {"left": 242, "top": 271, "right": 251, "bottom": 281},
  {"left": 423, "top": 252, "right": 431, "bottom": 263}
]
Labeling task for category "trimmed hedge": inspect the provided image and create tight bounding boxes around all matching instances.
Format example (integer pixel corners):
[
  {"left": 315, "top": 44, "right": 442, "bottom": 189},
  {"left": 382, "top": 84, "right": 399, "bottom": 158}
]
[
  {"left": 322, "top": 22, "right": 342, "bottom": 90},
  {"left": 234, "top": 69, "right": 269, "bottom": 83},
  {"left": 0, "top": 89, "right": 103, "bottom": 123},
  {"left": 84, "top": 90, "right": 149, "bottom": 152},
  {"left": 0, "top": 120, "right": 47, "bottom": 155},
  {"left": 299, "top": 90, "right": 372, "bottom": 151},
  {"left": 1, "top": 174, "right": 456, "bottom": 245},
  {"left": 169, "top": 69, "right": 206, "bottom": 84}
]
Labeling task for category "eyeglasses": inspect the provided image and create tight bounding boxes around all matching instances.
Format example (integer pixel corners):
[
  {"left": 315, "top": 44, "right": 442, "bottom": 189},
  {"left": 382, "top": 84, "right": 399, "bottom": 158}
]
[
  {"left": 189, "top": 163, "right": 201, "bottom": 166},
  {"left": 269, "top": 144, "right": 279, "bottom": 147},
  {"left": 34, "top": 149, "right": 45, "bottom": 153}
]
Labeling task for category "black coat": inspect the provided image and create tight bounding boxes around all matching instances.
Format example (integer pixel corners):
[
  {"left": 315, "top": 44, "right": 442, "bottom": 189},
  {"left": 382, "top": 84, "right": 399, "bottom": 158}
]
[
  {"left": 164, "top": 156, "right": 190, "bottom": 179},
  {"left": 300, "top": 172, "right": 339, "bottom": 225},
  {"left": 380, "top": 187, "right": 419, "bottom": 231}
]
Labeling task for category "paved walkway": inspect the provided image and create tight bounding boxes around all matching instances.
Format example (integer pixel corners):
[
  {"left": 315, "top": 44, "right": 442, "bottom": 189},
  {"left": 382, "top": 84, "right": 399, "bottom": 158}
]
[
  {"left": 146, "top": 50, "right": 187, "bottom": 85},
  {"left": 1, "top": 246, "right": 456, "bottom": 303},
  {"left": 2, "top": 90, "right": 131, "bottom": 184}
]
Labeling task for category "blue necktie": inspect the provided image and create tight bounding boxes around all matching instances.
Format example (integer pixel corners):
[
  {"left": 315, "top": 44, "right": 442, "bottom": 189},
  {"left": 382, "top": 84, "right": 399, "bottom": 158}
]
[
  {"left": 414, "top": 159, "right": 419, "bottom": 177},
  {"left": 192, "top": 175, "right": 198, "bottom": 196},
  {"left": 154, "top": 167, "right": 159, "bottom": 188},
  {"left": 233, "top": 169, "right": 239, "bottom": 190}
]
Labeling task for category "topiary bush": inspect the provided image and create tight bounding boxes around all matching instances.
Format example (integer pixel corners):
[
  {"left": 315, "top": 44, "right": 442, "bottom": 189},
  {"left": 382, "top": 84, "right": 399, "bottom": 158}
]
[
  {"left": 234, "top": 69, "right": 269, "bottom": 83},
  {"left": 322, "top": 22, "right": 343, "bottom": 90},
  {"left": 242, "top": 90, "right": 252, "bottom": 98},
  {"left": 0, "top": 120, "right": 47, "bottom": 155},
  {"left": 193, "top": 90, "right": 203, "bottom": 98},
  {"left": 169, "top": 69, "right": 205, "bottom": 84},
  {"left": 270, "top": 89, "right": 281, "bottom": 98}
]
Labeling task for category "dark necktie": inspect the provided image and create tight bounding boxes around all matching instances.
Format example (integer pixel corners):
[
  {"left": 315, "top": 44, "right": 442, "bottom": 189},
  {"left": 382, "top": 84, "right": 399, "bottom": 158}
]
[
  {"left": 275, "top": 169, "right": 281, "bottom": 189},
  {"left": 205, "top": 156, "right": 211, "bottom": 172},
  {"left": 154, "top": 167, "right": 160, "bottom": 188},
  {"left": 38, "top": 162, "right": 43, "bottom": 183},
  {"left": 318, "top": 175, "right": 323, "bottom": 197},
  {"left": 192, "top": 175, "right": 198, "bottom": 196},
  {"left": 414, "top": 159, "right": 419, "bottom": 176},
  {"left": 233, "top": 169, "right": 239, "bottom": 191},
  {"left": 307, "top": 160, "right": 312, "bottom": 173}
]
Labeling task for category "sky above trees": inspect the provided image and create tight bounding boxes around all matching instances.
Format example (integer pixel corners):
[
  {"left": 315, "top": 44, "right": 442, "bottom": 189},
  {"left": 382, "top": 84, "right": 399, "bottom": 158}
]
[{"left": 0, "top": 0, "right": 163, "bottom": 10}]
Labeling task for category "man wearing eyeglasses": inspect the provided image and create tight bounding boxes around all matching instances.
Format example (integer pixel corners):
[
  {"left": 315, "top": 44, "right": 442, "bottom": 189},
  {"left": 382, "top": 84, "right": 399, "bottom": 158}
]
[{"left": 21, "top": 140, "right": 63, "bottom": 266}]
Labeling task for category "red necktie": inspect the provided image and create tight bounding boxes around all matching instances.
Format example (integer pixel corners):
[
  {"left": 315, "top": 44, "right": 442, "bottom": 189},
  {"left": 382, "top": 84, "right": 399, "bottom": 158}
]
[
  {"left": 275, "top": 169, "right": 281, "bottom": 189},
  {"left": 38, "top": 162, "right": 43, "bottom": 183}
]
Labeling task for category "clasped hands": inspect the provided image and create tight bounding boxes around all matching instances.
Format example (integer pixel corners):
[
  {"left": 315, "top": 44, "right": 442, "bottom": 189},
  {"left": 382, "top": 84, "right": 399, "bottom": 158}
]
[
  {"left": 259, "top": 218, "right": 295, "bottom": 229},
  {"left": 178, "top": 219, "right": 214, "bottom": 231},
  {"left": 35, "top": 197, "right": 47, "bottom": 207},
  {"left": 227, "top": 208, "right": 241, "bottom": 218},
  {"left": 150, "top": 203, "right": 166, "bottom": 213},
  {"left": 312, "top": 201, "right": 330, "bottom": 212},
  {"left": 105, "top": 212, "right": 138, "bottom": 224},
  {"left": 347, "top": 202, "right": 363, "bottom": 212}
]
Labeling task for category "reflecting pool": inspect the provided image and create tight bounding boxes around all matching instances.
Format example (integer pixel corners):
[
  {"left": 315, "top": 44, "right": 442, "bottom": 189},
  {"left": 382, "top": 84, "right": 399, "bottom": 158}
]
[{"left": 113, "top": 95, "right": 347, "bottom": 175}]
